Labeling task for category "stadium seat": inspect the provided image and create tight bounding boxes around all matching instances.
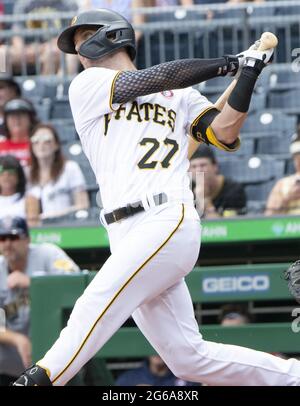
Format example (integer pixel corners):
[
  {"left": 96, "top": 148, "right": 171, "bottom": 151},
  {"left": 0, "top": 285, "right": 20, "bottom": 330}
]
[
  {"left": 218, "top": 155, "right": 285, "bottom": 184},
  {"left": 89, "top": 189, "right": 101, "bottom": 209},
  {"left": 285, "top": 158, "right": 295, "bottom": 176},
  {"left": 275, "top": 5, "right": 300, "bottom": 15},
  {"left": 245, "top": 180, "right": 275, "bottom": 202},
  {"left": 33, "top": 100, "right": 51, "bottom": 121},
  {"left": 4, "top": 0, "right": 14, "bottom": 14},
  {"left": 78, "top": 160, "right": 97, "bottom": 190},
  {"left": 268, "top": 89, "right": 300, "bottom": 114},
  {"left": 17, "top": 77, "right": 58, "bottom": 100},
  {"left": 240, "top": 111, "right": 297, "bottom": 137},
  {"left": 200, "top": 76, "right": 233, "bottom": 94},
  {"left": 51, "top": 99, "right": 73, "bottom": 119},
  {"left": 51, "top": 121, "right": 78, "bottom": 143},
  {"left": 267, "top": 68, "right": 300, "bottom": 91},
  {"left": 246, "top": 200, "right": 266, "bottom": 215},
  {"left": 256, "top": 136, "right": 291, "bottom": 156}
]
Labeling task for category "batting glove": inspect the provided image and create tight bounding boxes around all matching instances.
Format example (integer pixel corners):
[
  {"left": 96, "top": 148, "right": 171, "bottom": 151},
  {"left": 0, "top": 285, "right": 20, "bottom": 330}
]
[{"left": 237, "top": 42, "right": 274, "bottom": 75}]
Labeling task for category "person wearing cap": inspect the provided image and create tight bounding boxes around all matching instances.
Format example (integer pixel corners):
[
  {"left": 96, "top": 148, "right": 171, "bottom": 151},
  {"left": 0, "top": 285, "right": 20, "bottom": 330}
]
[
  {"left": 0, "top": 155, "right": 27, "bottom": 220},
  {"left": 265, "top": 134, "right": 300, "bottom": 215},
  {"left": 0, "top": 216, "right": 80, "bottom": 385},
  {"left": 0, "top": 75, "right": 21, "bottom": 135},
  {"left": 190, "top": 145, "right": 246, "bottom": 218},
  {"left": 0, "top": 98, "right": 38, "bottom": 166}
]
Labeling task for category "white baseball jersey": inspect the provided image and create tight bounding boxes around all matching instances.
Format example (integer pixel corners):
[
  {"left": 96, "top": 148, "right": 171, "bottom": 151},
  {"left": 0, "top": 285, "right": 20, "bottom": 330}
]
[{"left": 69, "top": 67, "right": 213, "bottom": 211}]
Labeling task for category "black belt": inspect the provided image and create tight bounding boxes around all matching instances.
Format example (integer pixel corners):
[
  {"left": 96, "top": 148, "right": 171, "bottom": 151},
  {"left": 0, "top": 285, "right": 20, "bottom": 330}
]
[{"left": 104, "top": 193, "right": 168, "bottom": 225}]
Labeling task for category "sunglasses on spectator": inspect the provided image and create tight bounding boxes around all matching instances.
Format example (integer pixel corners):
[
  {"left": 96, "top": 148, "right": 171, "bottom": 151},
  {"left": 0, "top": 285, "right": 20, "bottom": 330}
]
[
  {"left": 0, "top": 166, "right": 17, "bottom": 175},
  {"left": 31, "top": 133, "right": 55, "bottom": 144},
  {"left": 0, "top": 234, "right": 23, "bottom": 242}
]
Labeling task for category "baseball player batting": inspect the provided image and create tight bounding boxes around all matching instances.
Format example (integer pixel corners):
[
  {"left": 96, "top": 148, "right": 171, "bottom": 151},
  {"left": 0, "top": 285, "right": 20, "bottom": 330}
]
[{"left": 13, "top": 9, "right": 300, "bottom": 386}]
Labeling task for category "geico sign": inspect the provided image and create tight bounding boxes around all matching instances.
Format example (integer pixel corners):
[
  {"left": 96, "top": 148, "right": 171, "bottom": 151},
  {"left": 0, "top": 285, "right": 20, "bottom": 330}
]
[{"left": 202, "top": 275, "right": 270, "bottom": 294}]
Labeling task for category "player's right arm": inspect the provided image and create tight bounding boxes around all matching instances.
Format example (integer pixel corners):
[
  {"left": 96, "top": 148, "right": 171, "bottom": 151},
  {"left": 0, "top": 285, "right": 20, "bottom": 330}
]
[{"left": 187, "top": 47, "right": 273, "bottom": 153}]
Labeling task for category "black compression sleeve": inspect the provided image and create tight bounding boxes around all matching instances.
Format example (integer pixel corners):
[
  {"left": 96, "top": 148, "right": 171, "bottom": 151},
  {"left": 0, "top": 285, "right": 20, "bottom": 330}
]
[
  {"left": 112, "top": 56, "right": 239, "bottom": 104},
  {"left": 228, "top": 67, "right": 259, "bottom": 113}
]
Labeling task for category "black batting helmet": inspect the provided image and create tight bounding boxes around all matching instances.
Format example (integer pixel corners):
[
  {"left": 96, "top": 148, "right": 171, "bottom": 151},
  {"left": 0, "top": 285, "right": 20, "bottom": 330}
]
[{"left": 57, "top": 9, "right": 136, "bottom": 61}]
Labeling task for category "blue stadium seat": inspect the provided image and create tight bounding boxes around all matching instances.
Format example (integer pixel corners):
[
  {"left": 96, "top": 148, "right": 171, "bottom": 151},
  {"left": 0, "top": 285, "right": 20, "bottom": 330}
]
[
  {"left": 268, "top": 89, "right": 300, "bottom": 114},
  {"left": 275, "top": 5, "right": 300, "bottom": 15},
  {"left": 62, "top": 146, "right": 97, "bottom": 190},
  {"left": 241, "top": 111, "right": 297, "bottom": 137},
  {"left": 33, "top": 100, "right": 51, "bottom": 121},
  {"left": 245, "top": 180, "right": 275, "bottom": 202},
  {"left": 62, "top": 141, "right": 86, "bottom": 161},
  {"left": 4, "top": 0, "right": 14, "bottom": 14},
  {"left": 256, "top": 136, "right": 291, "bottom": 156},
  {"left": 201, "top": 76, "right": 233, "bottom": 93},
  {"left": 267, "top": 69, "right": 300, "bottom": 91},
  {"left": 218, "top": 156, "right": 285, "bottom": 184},
  {"left": 89, "top": 189, "right": 101, "bottom": 208},
  {"left": 51, "top": 120, "right": 78, "bottom": 143},
  {"left": 51, "top": 99, "right": 73, "bottom": 120},
  {"left": 77, "top": 160, "right": 97, "bottom": 190},
  {"left": 286, "top": 158, "right": 295, "bottom": 176}
]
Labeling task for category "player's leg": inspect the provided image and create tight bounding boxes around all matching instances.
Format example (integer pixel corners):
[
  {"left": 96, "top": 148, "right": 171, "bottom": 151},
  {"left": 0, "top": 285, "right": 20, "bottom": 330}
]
[
  {"left": 132, "top": 279, "right": 300, "bottom": 386},
  {"left": 16, "top": 203, "right": 200, "bottom": 386}
]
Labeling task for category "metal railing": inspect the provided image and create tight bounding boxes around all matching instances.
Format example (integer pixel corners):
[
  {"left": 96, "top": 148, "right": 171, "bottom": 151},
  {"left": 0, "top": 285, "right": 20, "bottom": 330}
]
[{"left": 0, "top": 1, "right": 299, "bottom": 75}]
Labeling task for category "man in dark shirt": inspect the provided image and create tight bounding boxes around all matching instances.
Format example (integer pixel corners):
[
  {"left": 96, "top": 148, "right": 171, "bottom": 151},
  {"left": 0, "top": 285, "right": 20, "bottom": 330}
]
[{"left": 190, "top": 145, "right": 246, "bottom": 217}]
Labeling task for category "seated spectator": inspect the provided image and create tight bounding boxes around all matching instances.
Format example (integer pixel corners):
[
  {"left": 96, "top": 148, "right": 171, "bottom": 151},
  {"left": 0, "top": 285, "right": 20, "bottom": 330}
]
[
  {"left": 265, "top": 135, "right": 300, "bottom": 216},
  {"left": 115, "top": 355, "right": 198, "bottom": 386},
  {"left": 26, "top": 124, "right": 89, "bottom": 225},
  {"left": 0, "top": 216, "right": 80, "bottom": 386},
  {"left": 2, "top": 0, "right": 78, "bottom": 75},
  {"left": 0, "top": 98, "right": 38, "bottom": 166},
  {"left": 190, "top": 145, "right": 246, "bottom": 218},
  {"left": 0, "top": 75, "right": 21, "bottom": 136},
  {"left": 219, "top": 304, "right": 252, "bottom": 326},
  {"left": 0, "top": 155, "right": 26, "bottom": 219}
]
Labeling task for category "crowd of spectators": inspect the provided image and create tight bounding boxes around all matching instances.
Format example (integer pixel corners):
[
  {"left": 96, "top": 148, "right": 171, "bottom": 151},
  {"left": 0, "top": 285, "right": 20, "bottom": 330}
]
[
  {"left": 0, "top": 74, "right": 89, "bottom": 223},
  {"left": 0, "top": 0, "right": 297, "bottom": 223}
]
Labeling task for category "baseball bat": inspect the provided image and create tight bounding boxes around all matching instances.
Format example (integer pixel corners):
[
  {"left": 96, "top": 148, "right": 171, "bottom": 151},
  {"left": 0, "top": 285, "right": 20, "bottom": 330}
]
[{"left": 257, "top": 32, "right": 278, "bottom": 52}]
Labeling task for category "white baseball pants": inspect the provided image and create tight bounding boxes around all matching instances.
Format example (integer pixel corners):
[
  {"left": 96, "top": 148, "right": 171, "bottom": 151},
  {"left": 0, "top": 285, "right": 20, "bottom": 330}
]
[{"left": 37, "top": 202, "right": 300, "bottom": 386}]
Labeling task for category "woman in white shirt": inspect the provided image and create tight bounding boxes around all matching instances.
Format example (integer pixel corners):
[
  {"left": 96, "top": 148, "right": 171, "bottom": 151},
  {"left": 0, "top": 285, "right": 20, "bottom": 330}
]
[
  {"left": 26, "top": 124, "right": 89, "bottom": 225},
  {"left": 0, "top": 155, "right": 26, "bottom": 219}
]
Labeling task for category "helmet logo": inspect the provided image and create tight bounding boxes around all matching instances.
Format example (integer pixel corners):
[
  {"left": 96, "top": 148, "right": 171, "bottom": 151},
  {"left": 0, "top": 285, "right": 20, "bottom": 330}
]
[{"left": 71, "top": 16, "right": 78, "bottom": 26}]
